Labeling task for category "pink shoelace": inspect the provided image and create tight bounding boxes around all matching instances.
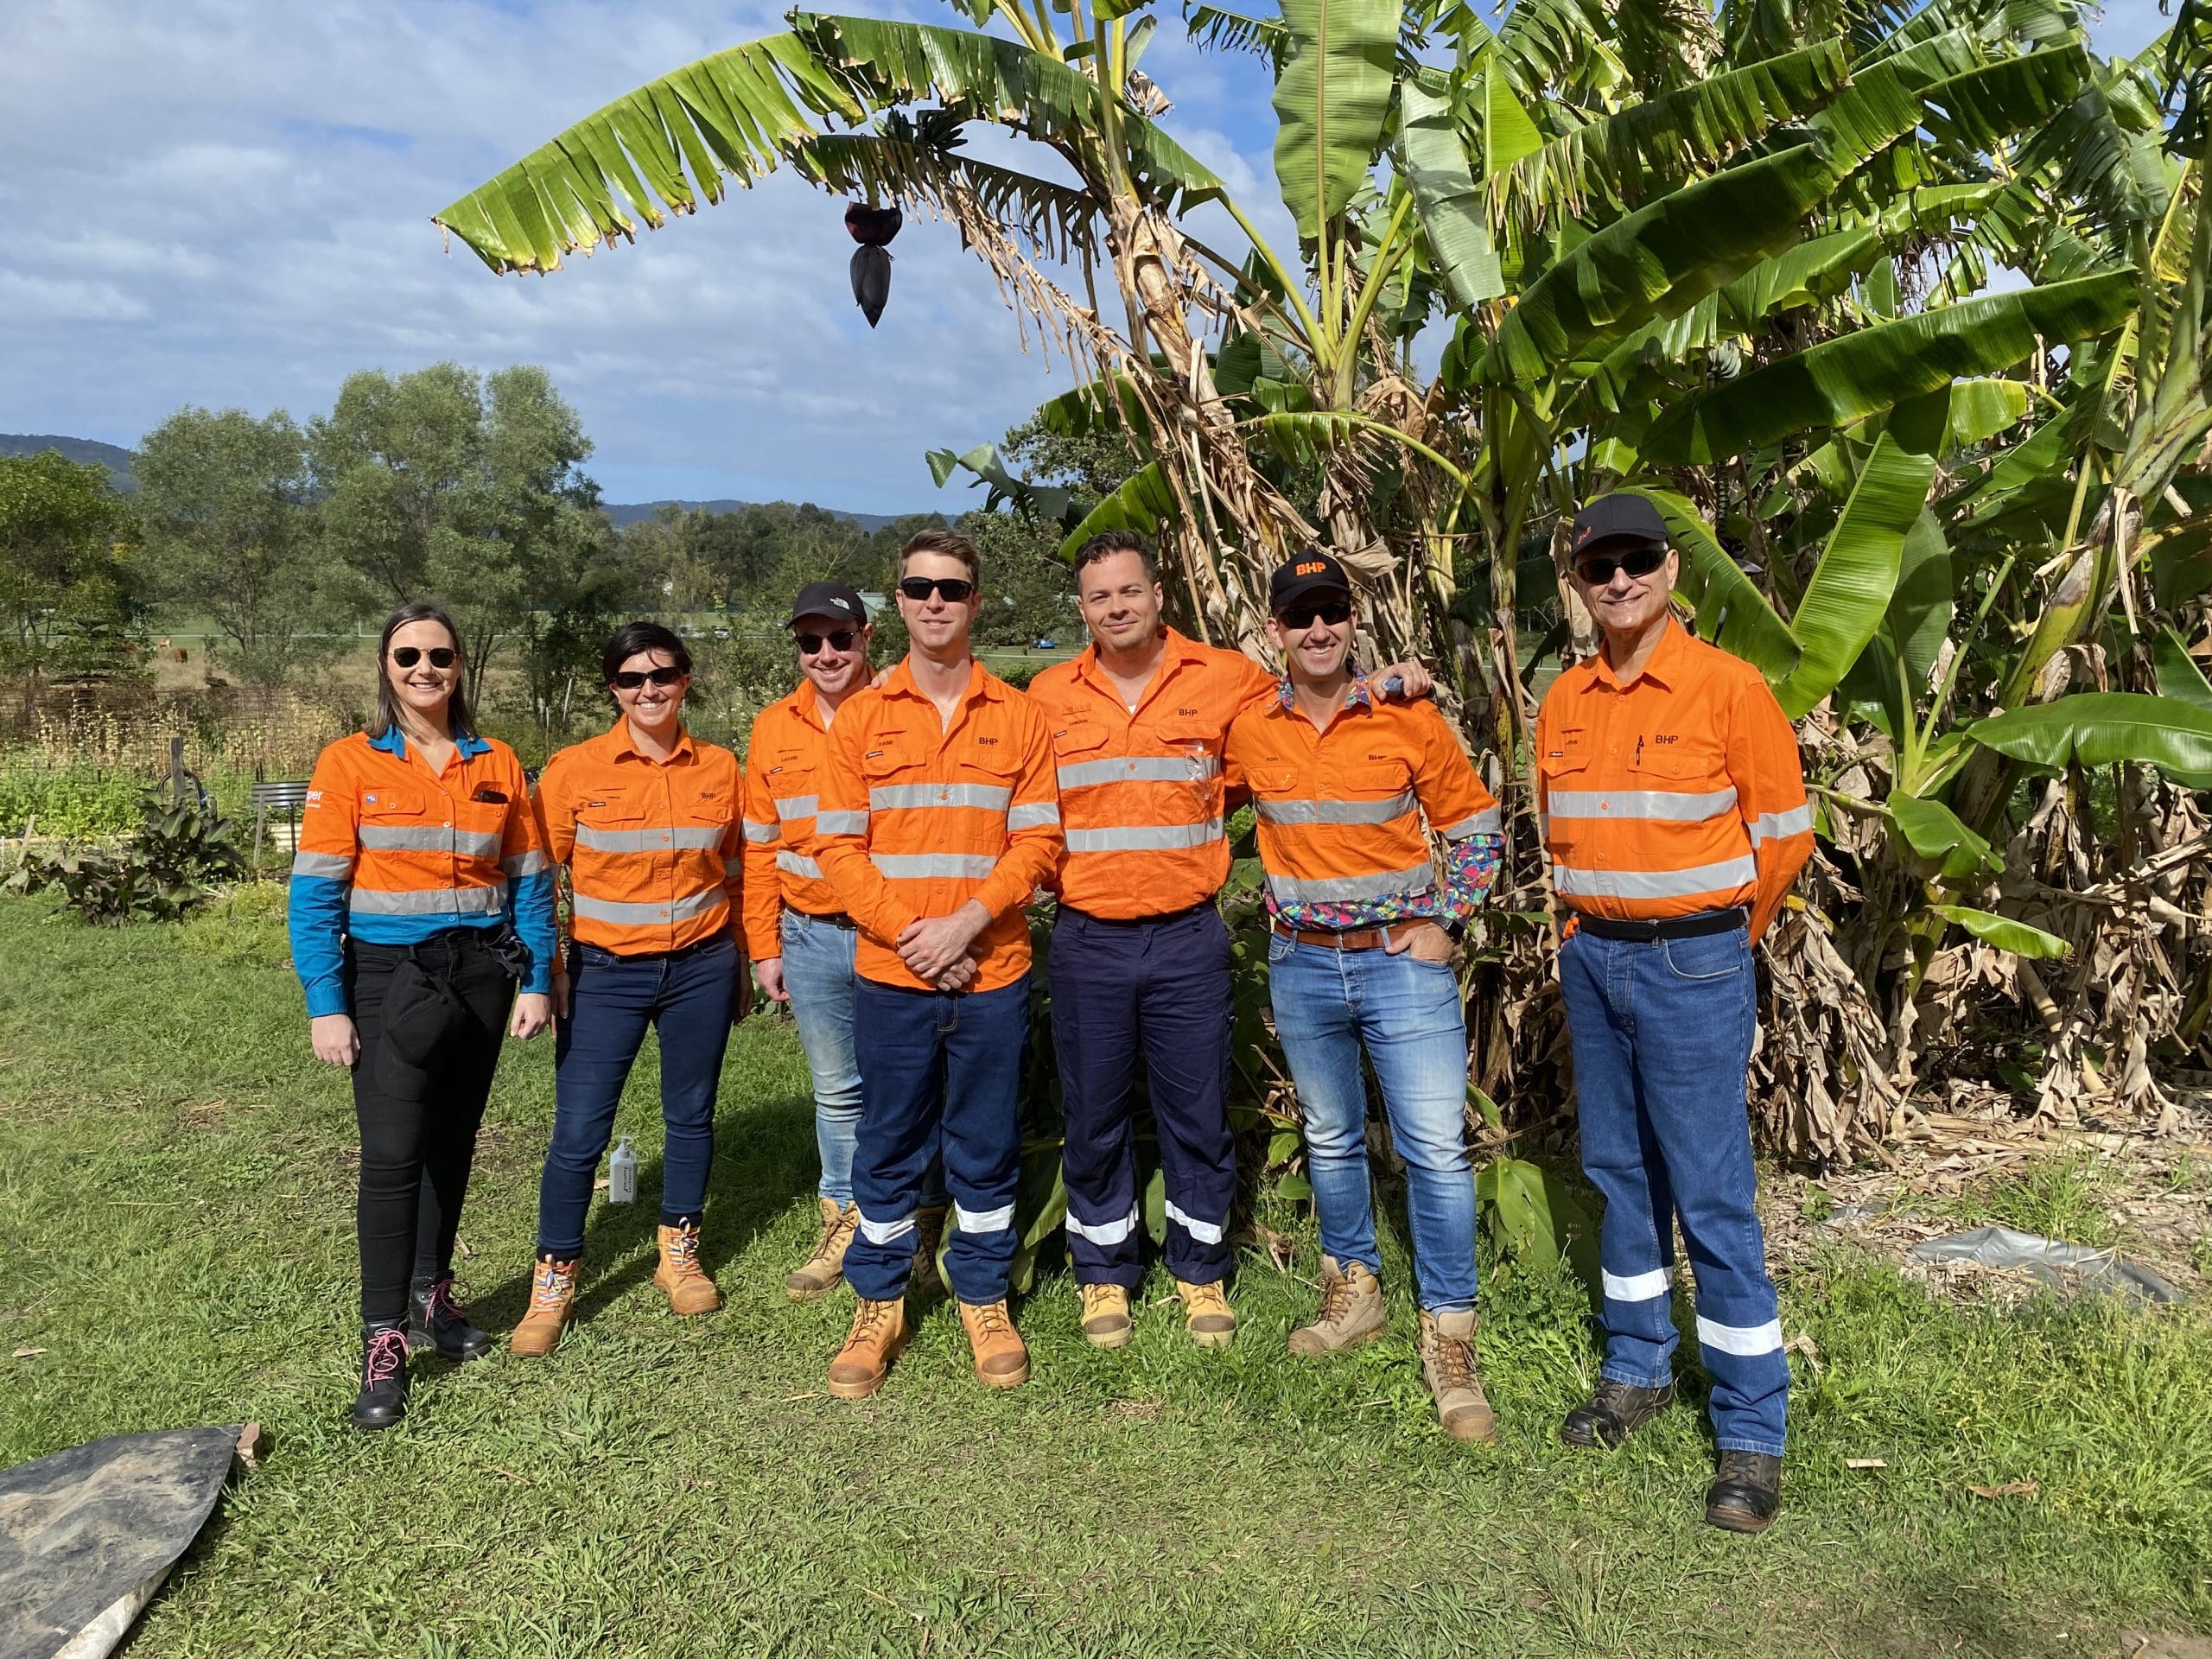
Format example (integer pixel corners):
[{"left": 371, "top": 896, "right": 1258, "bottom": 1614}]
[
  {"left": 427, "top": 1276, "right": 466, "bottom": 1322},
  {"left": 364, "top": 1327, "right": 409, "bottom": 1387}
]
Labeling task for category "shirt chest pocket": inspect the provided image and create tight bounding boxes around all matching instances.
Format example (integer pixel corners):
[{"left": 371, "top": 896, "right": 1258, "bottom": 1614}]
[
  {"left": 768, "top": 754, "right": 818, "bottom": 824},
  {"left": 684, "top": 779, "right": 736, "bottom": 832},
  {"left": 1538, "top": 729, "right": 1592, "bottom": 785},
  {"left": 1155, "top": 719, "right": 1222, "bottom": 783},
  {"left": 955, "top": 742, "right": 1019, "bottom": 809},
  {"left": 1245, "top": 765, "right": 1302, "bottom": 799},
  {"left": 359, "top": 785, "right": 426, "bottom": 823},
  {"left": 1628, "top": 736, "right": 1724, "bottom": 785},
  {"left": 577, "top": 786, "right": 641, "bottom": 829}
]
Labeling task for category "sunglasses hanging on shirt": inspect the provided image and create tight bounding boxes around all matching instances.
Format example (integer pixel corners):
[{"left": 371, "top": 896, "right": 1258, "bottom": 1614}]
[
  {"left": 389, "top": 646, "right": 457, "bottom": 669},
  {"left": 1277, "top": 599, "right": 1351, "bottom": 630},
  {"left": 1573, "top": 544, "right": 1669, "bottom": 586},
  {"left": 611, "top": 666, "right": 687, "bottom": 690},
  {"left": 898, "top": 575, "right": 976, "bottom": 604},
  {"left": 795, "top": 628, "right": 859, "bottom": 656}
]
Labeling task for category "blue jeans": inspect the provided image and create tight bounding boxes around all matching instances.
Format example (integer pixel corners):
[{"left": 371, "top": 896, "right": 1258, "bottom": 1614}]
[
  {"left": 1267, "top": 934, "right": 1478, "bottom": 1313},
  {"left": 845, "top": 976, "right": 1030, "bottom": 1305},
  {"left": 779, "top": 909, "right": 944, "bottom": 1211},
  {"left": 1558, "top": 923, "right": 1789, "bottom": 1458},
  {"left": 537, "top": 937, "right": 734, "bottom": 1258}
]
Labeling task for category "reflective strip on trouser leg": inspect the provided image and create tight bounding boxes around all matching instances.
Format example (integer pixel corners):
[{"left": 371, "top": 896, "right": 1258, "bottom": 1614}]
[
  {"left": 1163, "top": 1201, "right": 1224, "bottom": 1245},
  {"left": 844, "top": 979, "right": 953, "bottom": 1302},
  {"left": 856, "top": 1210, "right": 916, "bottom": 1245},
  {"left": 1050, "top": 909, "right": 1147, "bottom": 1287},
  {"left": 1602, "top": 1265, "right": 1675, "bottom": 1303},
  {"left": 1065, "top": 1204, "right": 1140, "bottom": 1246},
  {"left": 935, "top": 977, "right": 1031, "bottom": 1304},
  {"left": 953, "top": 1202, "right": 1015, "bottom": 1234}
]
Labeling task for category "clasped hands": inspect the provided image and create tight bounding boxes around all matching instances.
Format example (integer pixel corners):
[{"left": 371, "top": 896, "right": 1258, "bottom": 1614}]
[{"left": 896, "top": 899, "right": 991, "bottom": 991}]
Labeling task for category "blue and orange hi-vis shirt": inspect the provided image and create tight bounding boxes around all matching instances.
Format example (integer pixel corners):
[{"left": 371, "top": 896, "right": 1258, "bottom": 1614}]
[{"left": 287, "top": 728, "right": 556, "bottom": 1018}]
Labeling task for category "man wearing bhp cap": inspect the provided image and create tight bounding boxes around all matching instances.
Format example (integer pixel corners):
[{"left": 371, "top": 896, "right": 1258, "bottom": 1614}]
[
  {"left": 741, "top": 582, "right": 950, "bottom": 1302},
  {"left": 1540, "top": 492, "right": 1814, "bottom": 1532},
  {"left": 1224, "top": 552, "right": 1504, "bottom": 1443}
]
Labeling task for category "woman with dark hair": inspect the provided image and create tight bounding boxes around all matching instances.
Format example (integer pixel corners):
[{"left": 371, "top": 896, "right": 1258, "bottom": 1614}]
[
  {"left": 510, "top": 620, "right": 750, "bottom": 1357},
  {"left": 289, "top": 602, "right": 557, "bottom": 1430}
]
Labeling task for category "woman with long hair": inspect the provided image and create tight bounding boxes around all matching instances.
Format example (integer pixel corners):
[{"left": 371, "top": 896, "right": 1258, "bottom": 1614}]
[
  {"left": 509, "top": 621, "right": 749, "bottom": 1357},
  {"left": 289, "top": 603, "right": 556, "bottom": 1429}
]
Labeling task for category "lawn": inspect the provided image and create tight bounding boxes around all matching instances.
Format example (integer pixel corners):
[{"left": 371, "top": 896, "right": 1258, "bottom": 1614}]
[{"left": 0, "top": 889, "right": 2206, "bottom": 1658}]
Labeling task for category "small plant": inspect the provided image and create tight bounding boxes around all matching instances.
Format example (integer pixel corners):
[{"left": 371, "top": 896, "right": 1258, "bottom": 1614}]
[{"left": 7, "top": 791, "right": 247, "bottom": 925}]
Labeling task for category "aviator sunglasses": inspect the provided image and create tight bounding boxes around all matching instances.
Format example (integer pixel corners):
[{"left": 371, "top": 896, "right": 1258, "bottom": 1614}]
[
  {"left": 1277, "top": 599, "right": 1351, "bottom": 630},
  {"left": 612, "top": 667, "right": 687, "bottom": 690},
  {"left": 899, "top": 575, "right": 976, "bottom": 604},
  {"left": 1573, "top": 543, "right": 1669, "bottom": 586},
  {"left": 796, "top": 628, "right": 859, "bottom": 655},
  {"left": 389, "top": 645, "right": 457, "bottom": 669}
]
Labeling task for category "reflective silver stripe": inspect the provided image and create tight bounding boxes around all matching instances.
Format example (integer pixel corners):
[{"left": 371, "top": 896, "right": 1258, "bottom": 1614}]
[
  {"left": 358, "top": 824, "right": 502, "bottom": 857},
  {"left": 1065, "top": 820, "right": 1224, "bottom": 853},
  {"left": 1696, "top": 1314, "right": 1783, "bottom": 1357},
  {"left": 872, "top": 854, "right": 996, "bottom": 880},
  {"left": 955, "top": 1201, "right": 1015, "bottom": 1234},
  {"left": 1749, "top": 803, "right": 1815, "bottom": 846},
  {"left": 347, "top": 883, "right": 505, "bottom": 917},
  {"left": 502, "top": 849, "right": 548, "bottom": 879},
  {"left": 1006, "top": 802, "right": 1060, "bottom": 830},
  {"left": 776, "top": 851, "right": 823, "bottom": 880},
  {"left": 1603, "top": 1266, "right": 1674, "bottom": 1302},
  {"left": 1440, "top": 806, "right": 1503, "bottom": 839},
  {"left": 1255, "top": 791, "right": 1416, "bottom": 827},
  {"left": 1164, "top": 1200, "right": 1224, "bottom": 1245},
  {"left": 1266, "top": 861, "right": 1435, "bottom": 905},
  {"left": 814, "top": 810, "right": 869, "bottom": 836},
  {"left": 1058, "top": 754, "right": 1220, "bottom": 790},
  {"left": 291, "top": 851, "right": 353, "bottom": 880},
  {"left": 569, "top": 887, "right": 728, "bottom": 926},
  {"left": 1547, "top": 787, "right": 1738, "bottom": 823},
  {"left": 1553, "top": 855, "right": 1758, "bottom": 899},
  {"left": 723, "top": 857, "right": 742, "bottom": 879},
  {"left": 573, "top": 824, "right": 723, "bottom": 854},
  {"left": 775, "top": 795, "right": 817, "bottom": 822},
  {"left": 741, "top": 818, "right": 779, "bottom": 843},
  {"left": 856, "top": 1209, "right": 914, "bottom": 1245},
  {"left": 870, "top": 783, "right": 1011, "bottom": 811},
  {"left": 1065, "top": 1204, "right": 1139, "bottom": 1246}
]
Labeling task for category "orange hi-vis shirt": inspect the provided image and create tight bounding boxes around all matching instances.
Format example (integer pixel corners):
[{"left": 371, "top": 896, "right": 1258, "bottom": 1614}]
[
  {"left": 1024, "top": 627, "right": 1277, "bottom": 919},
  {"left": 739, "top": 679, "right": 848, "bottom": 958},
  {"left": 810, "top": 658, "right": 1063, "bottom": 994},
  {"left": 1535, "top": 616, "right": 1813, "bottom": 942},
  {"left": 534, "top": 720, "right": 745, "bottom": 957},
  {"left": 1224, "top": 686, "right": 1501, "bottom": 913}
]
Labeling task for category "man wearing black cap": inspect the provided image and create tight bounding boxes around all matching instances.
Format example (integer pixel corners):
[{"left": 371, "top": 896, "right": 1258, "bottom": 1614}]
[
  {"left": 1540, "top": 493, "right": 1813, "bottom": 1532},
  {"left": 741, "top": 582, "right": 951, "bottom": 1300},
  {"left": 1223, "top": 552, "right": 1506, "bottom": 1442}
]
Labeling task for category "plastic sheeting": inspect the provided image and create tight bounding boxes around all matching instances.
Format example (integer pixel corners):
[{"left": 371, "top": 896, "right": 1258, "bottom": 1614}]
[{"left": 1909, "top": 1224, "right": 2185, "bottom": 1302}]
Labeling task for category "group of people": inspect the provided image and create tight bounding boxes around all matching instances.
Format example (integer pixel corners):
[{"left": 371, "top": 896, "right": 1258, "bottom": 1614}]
[{"left": 287, "top": 494, "right": 1813, "bottom": 1534}]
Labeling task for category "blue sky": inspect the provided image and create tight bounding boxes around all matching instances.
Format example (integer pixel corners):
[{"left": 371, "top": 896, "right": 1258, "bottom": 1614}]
[{"left": 0, "top": 0, "right": 2173, "bottom": 514}]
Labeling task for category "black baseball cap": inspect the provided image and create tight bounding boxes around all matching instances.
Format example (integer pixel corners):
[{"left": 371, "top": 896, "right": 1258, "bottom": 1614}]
[
  {"left": 787, "top": 582, "right": 867, "bottom": 628},
  {"left": 1268, "top": 550, "right": 1353, "bottom": 613},
  {"left": 1570, "top": 493, "right": 1670, "bottom": 559}
]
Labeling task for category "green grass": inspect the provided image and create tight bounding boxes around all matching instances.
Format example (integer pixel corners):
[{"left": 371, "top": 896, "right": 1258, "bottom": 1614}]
[{"left": 1, "top": 893, "right": 2207, "bottom": 1658}]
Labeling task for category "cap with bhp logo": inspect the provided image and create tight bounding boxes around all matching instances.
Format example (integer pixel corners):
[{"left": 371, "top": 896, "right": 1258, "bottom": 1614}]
[{"left": 1268, "top": 551, "right": 1354, "bottom": 613}]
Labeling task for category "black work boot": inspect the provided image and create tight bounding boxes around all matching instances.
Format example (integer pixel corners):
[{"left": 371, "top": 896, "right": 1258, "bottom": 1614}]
[
  {"left": 1705, "top": 1451, "right": 1783, "bottom": 1534},
  {"left": 350, "top": 1320, "right": 411, "bottom": 1431},
  {"left": 407, "top": 1273, "right": 492, "bottom": 1362},
  {"left": 1560, "top": 1378, "right": 1676, "bottom": 1448}
]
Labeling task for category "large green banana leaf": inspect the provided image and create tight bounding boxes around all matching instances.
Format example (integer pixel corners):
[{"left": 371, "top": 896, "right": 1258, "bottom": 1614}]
[
  {"left": 1630, "top": 488, "right": 1802, "bottom": 682},
  {"left": 1480, "top": 144, "right": 1840, "bottom": 385},
  {"left": 1643, "top": 270, "right": 2138, "bottom": 462},
  {"left": 2154, "top": 626, "right": 2212, "bottom": 711},
  {"left": 1481, "top": 61, "right": 1544, "bottom": 178},
  {"left": 1056, "top": 462, "right": 1180, "bottom": 562},
  {"left": 1968, "top": 693, "right": 2212, "bottom": 785},
  {"left": 1886, "top": 508, "right": 1955, "bottom": 690},
  {"left": 1928, "top": 905, "right": 2069, "bottom": 958},
  {"left": 1270, "top": 0, "right": 1400, "bottom": 239},
  {"left": 1396, "top": 82, "right": 1502, "bottom": 307}
]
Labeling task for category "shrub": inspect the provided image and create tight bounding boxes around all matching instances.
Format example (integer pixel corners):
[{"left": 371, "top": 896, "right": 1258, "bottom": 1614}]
[{"left": 7, "top": 791, "right": 248, "bottom": 924}]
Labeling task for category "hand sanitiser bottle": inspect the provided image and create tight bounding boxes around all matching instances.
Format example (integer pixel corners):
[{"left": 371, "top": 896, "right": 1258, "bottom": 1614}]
[{"left": 608, "top": 1135, "right": 638, "bottom": 1205}]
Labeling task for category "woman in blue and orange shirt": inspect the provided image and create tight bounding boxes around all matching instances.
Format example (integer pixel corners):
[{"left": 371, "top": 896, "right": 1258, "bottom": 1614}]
[{"left": 289, "top": 602, "right": 556, "bottom": 1431}]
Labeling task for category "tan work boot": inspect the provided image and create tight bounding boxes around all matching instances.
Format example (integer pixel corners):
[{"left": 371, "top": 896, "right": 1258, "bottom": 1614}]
[
  {"left": 1419, "top": 1308, "right": 1498, "bottom": 1442},
  {"left": 958, "top": 1300, "right": 1030, "bottom": 1389},
  {"left": 653, "top": 1222, "right": 722, "bottom": 1315},
  {"left": 826, "top": 1297, "right": 909, "bottom": 1400},
  {"left": 1177, "top": 1278, "right": 1237, "bottom": 1349},
  {"left": 1079, "top": 1282, "right": 1133, "bottom": 1348},
  {"left": 1288, "top": 1255, "right": 1386, "bottom": 1357},
  {"left": 786, "top": 1198, "right": 858, "bottom": 1301},
  {"left": 510, "top": 1255, "right": 579, "bottom": 1357},
  {"left": 911, "top": 1205, "right": 949, "bottom": 1300}
]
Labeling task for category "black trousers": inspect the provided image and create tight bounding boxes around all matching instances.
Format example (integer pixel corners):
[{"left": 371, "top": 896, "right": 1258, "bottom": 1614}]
[{"left": 345, "top": 932, "right": 515, "bottom": 1324}]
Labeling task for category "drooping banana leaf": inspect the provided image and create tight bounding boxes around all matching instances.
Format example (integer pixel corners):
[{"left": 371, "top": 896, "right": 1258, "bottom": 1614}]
[
  {"left": 1056, "top": 461, "right": 1181, "bottom": 562},
  {"left": 1928, "top": 905, "right": 2070, "bottom": 958},
  {"left": 1644, "top": 270, "right": 2138, "bottom": 461},
  {"left": 1184, "top": 3, "right": 1291, "bottom": 67},
  {"left": 1967, "top": 692, "right": 2212, "bottom": 786},
  {"left": 2154, "top": 625, "right": 2212, "bottom": 712},
  {"left": 1886, "top": 508, "right": 1955, "bottom": 689},
  {"left": 925, "top": 444, "right": 1075, "bottom": 522},
  {"left": 1481, "top": 60, "right": 1544, "bottom": 178},
  {"left": 1271, "top": 0, "right": 1401, "bottom": 239},
  {"left": 1890, "top": 791, "right": 1999, "bottom": 880},
  {"left": 1942, "top": 378, "right": 2031, "bottom": 449},
  {"left": 1629, "top": 488, "right": 1802, "bottom": 682},
  {"left": 1396, "top": 81, "right": 1503, "bottom": 307}
]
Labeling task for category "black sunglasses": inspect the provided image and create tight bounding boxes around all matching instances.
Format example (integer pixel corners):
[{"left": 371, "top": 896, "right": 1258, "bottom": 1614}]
[
  {"left": 1573, "top": 544, "right": 1669, "bottom": 586},
  {"left": 795, "top": 628, "right": 859, "bottom": 655},
  {"left": 612, "top": 667, "right": 686, "bottom": 690},
  {"left": 389, "top": 645, "right": 456, "bottom": 669},
  {"left": 899, "top": 575, "right": 976, "bottom": 604},
  {"left": 1277, "top": 599, "right": 1351, "bottom": 630}
]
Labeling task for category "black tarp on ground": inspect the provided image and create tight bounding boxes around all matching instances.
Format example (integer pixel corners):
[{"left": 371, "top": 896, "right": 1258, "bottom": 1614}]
[{"left": 0, "top": 1425, "right": 239, "bottom": 1659}]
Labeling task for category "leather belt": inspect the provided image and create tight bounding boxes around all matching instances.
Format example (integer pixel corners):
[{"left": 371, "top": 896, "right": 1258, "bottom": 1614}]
[
  {"left": 1269, "top": 918, "right": 1433, "bottom": 953},
  {"left": 792, "top": 907, "right": 859, "bottom": 930},
  {"left": 1573, "top": 906, "right": 1747, "bottom": 943}
]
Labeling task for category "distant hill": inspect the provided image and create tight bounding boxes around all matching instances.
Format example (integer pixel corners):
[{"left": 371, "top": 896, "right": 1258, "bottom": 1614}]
[
  {"left": 602, "top": 499, "right": 924, "bottom": 531},
  {"left": 0, "top": 433, "right": 137, "bottom": 489}
]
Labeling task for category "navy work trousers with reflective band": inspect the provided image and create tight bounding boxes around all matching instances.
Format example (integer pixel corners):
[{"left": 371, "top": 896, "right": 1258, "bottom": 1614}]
[
  {"left": 1051, "top": 906, "right": 1236, "bottom": 1289},
  {"left": 846, "top": 975, "right": 1030, "bottom": 1304},
  {"left": 1558, "top": 921, "right": 1789, "bottom": 1457},
  {"left": 537, "top": 936, "right": 735, "bottom": 1259}
]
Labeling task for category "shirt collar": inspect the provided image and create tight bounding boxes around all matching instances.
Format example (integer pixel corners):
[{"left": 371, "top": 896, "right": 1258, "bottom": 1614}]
[
  {"left": 882, "top": 655, "right": 990, "bottom": 706},
  {"left": 1274, "top": 669, "right": 1375, "bottom": 713},
  {"left": 369, "top": 727, "right": 491, "bottom": 760},
  {"left": 1073, "top": 626, "right": 1197, "bottom": 693},
  {"left": 606, "top": 715, "right": 696, "bottom": 764},
  {"left": 1588, "top": 615, "right": 1685, "bottom": 693}
]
